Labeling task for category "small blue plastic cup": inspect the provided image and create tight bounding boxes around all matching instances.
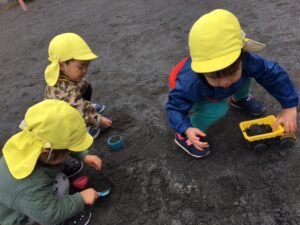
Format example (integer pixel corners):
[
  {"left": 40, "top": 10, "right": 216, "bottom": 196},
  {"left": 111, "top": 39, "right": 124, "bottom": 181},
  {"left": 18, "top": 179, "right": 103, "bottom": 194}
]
[
  {"left": 107, "top": 135, "right": 124, "bottom": 150},
  {"left": 98, "top": 189, "right": 111, "bottom": 197}
]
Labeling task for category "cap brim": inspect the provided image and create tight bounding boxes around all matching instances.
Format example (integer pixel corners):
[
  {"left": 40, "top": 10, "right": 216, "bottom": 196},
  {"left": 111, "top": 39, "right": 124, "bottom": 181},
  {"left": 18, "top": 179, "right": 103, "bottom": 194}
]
[
  {"left": 243, "top": 38, "right": 266, "bottom": 52},
  {"left": 74, "top": 52, "right": 98, "bottom": 61},
  {"left": 69, "top": 132, "right": 93, "bottom": 152},
  {"left": 191, "top": 49, "right": 241, "bottom": 73}
]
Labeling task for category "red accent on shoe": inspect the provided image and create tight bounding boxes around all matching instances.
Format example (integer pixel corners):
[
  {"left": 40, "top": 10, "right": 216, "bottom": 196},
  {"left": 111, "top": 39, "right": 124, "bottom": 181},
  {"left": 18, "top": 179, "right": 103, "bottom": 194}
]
[{"left": 176, "top": 133, "right": 185, "bottom": 141}]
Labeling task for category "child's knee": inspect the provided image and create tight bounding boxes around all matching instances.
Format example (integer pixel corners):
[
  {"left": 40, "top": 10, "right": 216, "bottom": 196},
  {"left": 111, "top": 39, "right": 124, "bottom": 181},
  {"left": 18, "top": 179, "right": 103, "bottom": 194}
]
[
  {"left": 214, "top": 101, "right": 229, "bottom": 118},
  {"left": 198, "top": 100, "right": 229, "bottom": 119}
]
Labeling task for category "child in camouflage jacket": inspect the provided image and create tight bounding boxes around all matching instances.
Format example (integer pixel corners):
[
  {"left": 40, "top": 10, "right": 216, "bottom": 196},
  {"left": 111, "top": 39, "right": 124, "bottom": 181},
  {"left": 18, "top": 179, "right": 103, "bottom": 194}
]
[{"left": 44, "top": 33, "right": 112, "bottom": 138}]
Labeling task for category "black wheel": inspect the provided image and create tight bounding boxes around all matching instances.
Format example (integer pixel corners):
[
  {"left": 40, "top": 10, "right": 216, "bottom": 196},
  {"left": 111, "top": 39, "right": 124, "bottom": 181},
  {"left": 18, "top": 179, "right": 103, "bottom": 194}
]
[
  {"left": 280, "top": 138, "right": 295, "bottom": 149},
  {"left": 253, "top": 143, "right": 268, "bottom": 152}
]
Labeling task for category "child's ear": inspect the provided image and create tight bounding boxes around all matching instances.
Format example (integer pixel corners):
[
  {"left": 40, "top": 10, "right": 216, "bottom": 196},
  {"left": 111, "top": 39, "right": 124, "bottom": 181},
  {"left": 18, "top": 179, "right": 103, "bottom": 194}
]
[
  {"left": 59, "top": 62, "right": 65, "bottom": 72},
  {"left": 40, "top": 149, "right": 50, "bottom": 157}
]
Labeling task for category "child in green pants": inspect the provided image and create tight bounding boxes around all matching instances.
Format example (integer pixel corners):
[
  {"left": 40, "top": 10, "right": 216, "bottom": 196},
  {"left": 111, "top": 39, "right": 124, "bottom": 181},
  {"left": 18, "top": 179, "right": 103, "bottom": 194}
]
[{"left": 166, "top": 9, "right": 298, "bottom": 158}]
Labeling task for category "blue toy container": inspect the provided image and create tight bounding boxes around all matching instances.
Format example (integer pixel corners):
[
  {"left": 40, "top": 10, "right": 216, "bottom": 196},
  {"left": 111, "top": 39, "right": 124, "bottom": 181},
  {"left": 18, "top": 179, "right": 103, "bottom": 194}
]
[{"left": 107, "top": 135, "right": 124, "bottom": 150}]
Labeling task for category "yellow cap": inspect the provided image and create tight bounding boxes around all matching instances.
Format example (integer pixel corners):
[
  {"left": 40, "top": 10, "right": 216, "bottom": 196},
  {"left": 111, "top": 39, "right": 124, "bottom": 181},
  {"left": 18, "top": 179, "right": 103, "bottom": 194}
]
[
  {"left": 2, "top": 99, "right": 93, "bottom": 179},
  {"left": 189, "top": 9, "right": 265, "bottom": 73},
  {"left": 45, "top": 33, "right": 98, "bottom": 86}
]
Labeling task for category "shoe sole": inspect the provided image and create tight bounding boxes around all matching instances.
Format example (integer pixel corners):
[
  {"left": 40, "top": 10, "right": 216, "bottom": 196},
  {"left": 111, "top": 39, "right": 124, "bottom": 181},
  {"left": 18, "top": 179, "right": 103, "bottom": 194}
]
[
  {"left": 229, "top": 101, "right": 266, "bottom": 116},
  {"left": 67, "top": 161, "right": 84, "bottom": 179},
  {"left": 98, "top": 105, "right": 105, "bottom": 114},
  {"left": 174, "top": 139, "right": 210, "bottom": 158},
  {"left": 92, "top": 128, "right": 101, "bottom": 139},
  {"left": 87, "top": 126, "right": 101, "bottom": 139},
  {"left": 84, "top": 212, "right": 92, "bottom": 225},
  {"left": 92, "top": 103, "right": 105, "bottom": 114}
]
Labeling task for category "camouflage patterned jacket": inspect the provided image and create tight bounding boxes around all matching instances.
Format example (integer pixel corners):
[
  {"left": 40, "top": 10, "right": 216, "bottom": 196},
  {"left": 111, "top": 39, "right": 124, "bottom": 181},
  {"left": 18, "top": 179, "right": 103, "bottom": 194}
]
[{"left": 44, "top": 75, "right": 101, "bottom": 128}]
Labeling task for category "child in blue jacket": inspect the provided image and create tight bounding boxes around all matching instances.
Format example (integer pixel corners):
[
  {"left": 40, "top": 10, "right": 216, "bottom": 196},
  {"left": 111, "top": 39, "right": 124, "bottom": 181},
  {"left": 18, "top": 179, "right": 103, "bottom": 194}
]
[{"left": 166, "top": 9, "right": 298, "bottom": 158}]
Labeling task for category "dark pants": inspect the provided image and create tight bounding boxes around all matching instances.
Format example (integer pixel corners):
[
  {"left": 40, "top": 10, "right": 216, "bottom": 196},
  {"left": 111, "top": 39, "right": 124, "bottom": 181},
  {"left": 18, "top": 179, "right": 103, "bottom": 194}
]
[{"left": 82, "top": 83, "right": 93, "bottom": 101}]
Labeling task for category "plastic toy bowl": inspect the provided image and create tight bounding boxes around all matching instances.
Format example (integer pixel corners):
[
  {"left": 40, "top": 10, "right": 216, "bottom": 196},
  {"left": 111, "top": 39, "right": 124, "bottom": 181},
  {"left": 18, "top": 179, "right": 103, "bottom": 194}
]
[
  {"left": 239, "top": 115, "right": 285, "bottom": 142},
  {"left": 107, "top": 135, "right": 124, "bottom": 150},
  {"left": 72, "top": 175, "right": 88, "bottom": 190}
]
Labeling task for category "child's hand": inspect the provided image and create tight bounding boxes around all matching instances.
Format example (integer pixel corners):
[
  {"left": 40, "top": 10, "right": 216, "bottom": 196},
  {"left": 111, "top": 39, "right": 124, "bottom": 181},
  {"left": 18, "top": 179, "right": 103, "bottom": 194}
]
[
  {"left": 272, "top": 107, "right": 297, "bottom": 133},
  {"left": 83, "top": 155, "right": 102, "bottom": 171},
  {"left": 80, "top": 188, "right": 98, "bottom": 205},
  {"left": 185, "top": 127, "right": 209, "bottom": 150},
  {"left": 100, "top": 116, "right": 112, "bottom": 129}
]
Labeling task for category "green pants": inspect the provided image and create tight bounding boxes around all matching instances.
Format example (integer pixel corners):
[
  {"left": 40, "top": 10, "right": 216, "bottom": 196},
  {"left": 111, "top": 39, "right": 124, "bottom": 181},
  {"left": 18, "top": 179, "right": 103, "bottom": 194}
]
[{"left": 190, "top": 78, "right": 252, "bottom": 131}]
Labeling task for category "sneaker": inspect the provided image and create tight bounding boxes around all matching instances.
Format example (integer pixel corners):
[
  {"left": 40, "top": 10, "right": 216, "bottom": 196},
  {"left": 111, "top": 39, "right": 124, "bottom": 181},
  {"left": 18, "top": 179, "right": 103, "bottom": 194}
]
[
  {"left": 230, "top": 95, "right": 266, "bottom": 116},
  {"left": 92, "top": 103, "right": 105, "bottom": 114},
  {"left": 61, "top": 210, "right": 91, "bottom": 225},
  {"left": 87, "top": 126, "right": 100, "bottom": 139},
  {"left": 62, "top": 157, "right": 84, "bottom": 178},
  {"left": 174, "top": 133, "right": 210, "bottom": 158}
]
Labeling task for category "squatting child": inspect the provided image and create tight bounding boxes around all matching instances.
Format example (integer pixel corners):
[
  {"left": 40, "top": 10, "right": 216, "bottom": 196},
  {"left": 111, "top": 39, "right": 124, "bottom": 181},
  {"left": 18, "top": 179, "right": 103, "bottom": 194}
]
[
  {"left": 166, "top": 9, "right": 298, "bottom": 158},
  {"left": 44, "top": 32, "right": 112, "bottom": 139},
  {"left": 0, "top": 99, "right": 103, "bottom": 225}
]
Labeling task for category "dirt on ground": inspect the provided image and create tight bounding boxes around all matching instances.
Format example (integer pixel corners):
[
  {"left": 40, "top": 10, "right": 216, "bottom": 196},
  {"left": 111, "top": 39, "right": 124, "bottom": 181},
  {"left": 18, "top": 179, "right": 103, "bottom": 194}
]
[{"left": 0, "top": 0, "right": 300, "bottom": 224}]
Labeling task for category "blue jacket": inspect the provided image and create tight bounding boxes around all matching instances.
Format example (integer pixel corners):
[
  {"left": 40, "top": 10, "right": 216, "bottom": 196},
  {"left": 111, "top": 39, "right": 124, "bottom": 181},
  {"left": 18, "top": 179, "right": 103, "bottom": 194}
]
[{"left": 166, "top": 52, "right": 299, "bottom": 135}]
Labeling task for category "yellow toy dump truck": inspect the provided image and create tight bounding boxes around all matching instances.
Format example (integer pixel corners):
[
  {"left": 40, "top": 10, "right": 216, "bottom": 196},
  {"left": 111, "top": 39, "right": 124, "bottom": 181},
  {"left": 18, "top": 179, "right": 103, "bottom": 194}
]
[{"left": 239, "top": 115, "right": 296, "bottom": 152}]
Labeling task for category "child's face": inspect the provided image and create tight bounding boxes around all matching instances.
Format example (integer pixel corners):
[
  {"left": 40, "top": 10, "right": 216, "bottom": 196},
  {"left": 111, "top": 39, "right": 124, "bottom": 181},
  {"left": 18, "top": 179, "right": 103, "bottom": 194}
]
[
  {"left": 39, "top": 149, "right": 71, "bottom": 166},
  {"left": 203, "top": 62, "right": 242, "bottom": 88},
  {"left": 60, "top": 60, "right": 90, "bottom": 82}
]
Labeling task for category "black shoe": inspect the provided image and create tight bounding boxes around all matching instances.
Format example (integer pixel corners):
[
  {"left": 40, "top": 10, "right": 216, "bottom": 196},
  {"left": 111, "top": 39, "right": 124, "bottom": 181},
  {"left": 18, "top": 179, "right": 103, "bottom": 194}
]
[
  {"left": 230, "top": 95, "right": 266, "bottom": 116},
  {"left": 61, "top": 210, "right": 91, "bottom": 225},
  {"left": 62, "top": 157, "right": 84, "bottom": 178}
]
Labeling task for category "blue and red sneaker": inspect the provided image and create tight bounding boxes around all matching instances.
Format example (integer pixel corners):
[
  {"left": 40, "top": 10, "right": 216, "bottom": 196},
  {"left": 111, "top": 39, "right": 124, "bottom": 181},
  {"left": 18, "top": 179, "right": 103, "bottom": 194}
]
[
  {"left": 230, "top": 95, "right": 266, "bottom": 116},
  {"left": 174, "top": 133, "right": 210, "bottom": 158}
]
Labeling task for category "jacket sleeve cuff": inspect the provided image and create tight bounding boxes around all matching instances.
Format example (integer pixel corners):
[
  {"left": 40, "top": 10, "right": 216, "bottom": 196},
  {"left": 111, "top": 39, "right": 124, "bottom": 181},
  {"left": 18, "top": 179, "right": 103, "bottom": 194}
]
[
  {"left": 71, "top": 192, "right": 85, "bottom": 211},
  {"left": 177, "top": 123, "right": 192, "bottom": 136},
  {"left": 96, "top": 114, "right": 102, "bottom": 128},
  {"left": 281, "top": 98, "right": 299, "bottom": 109}
]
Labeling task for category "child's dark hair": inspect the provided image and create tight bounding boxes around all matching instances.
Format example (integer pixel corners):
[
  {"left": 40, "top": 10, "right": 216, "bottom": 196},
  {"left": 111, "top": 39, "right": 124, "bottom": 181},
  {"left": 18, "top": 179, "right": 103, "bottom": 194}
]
[
  {"left": 64, "top": 59, "right": 74, "bottom": 64},
  {"left": 205, "top": 50, "right": 243, "bottom": 79},
  {"left": 48, "top": 149, "right": 69, "bottom": 161}
]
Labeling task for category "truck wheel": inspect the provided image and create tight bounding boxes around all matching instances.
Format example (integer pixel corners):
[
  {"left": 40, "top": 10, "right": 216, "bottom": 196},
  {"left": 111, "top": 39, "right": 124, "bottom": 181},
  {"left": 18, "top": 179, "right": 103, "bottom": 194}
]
[
  {"left": 280, "top": 138, "right": 295, "bottom": 148},
  {"left": 254, "top": 143, "right": 268, "bottom": 152}
]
